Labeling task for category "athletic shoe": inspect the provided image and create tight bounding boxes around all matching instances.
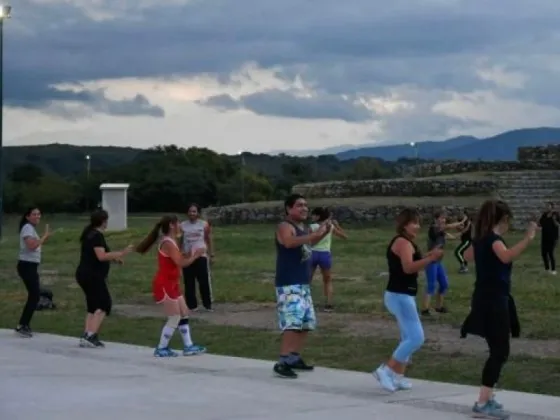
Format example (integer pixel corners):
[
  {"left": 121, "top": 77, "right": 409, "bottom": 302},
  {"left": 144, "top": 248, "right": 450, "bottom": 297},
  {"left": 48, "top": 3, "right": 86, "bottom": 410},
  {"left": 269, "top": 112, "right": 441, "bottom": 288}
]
[
  {"left": 273, "top": 362, "right": 298, "bottom": 378},
  {"left": 472, "top": 401, "right": 509, "bottom": 419},
  {"left": 459, "top": 266, "right": 469, "bottom": 274},
  {"left": 421, "top": 309, "right": 431, "bottom": 316},
  {"left": 154, "top": 347, "right": 179, "bottom": 357},
  {"left": 489, "top": 395, "right": 503, "bottom": 410},
  {"left": 80, "top": 333, "right": 104, "bottom": 348},
  {"left": 551, "top": 271, "right": 557, "bottom": 275},
  {"left": 373, "top": 364, "right": 397, "bottom": 392},
  {"left": 394, "top": 374, "right": 412, "bottom": 390},
  {"left": 288, "top": 357, "right": 314, "bottom": 371},
  {"left": 435, "top": 306, "right": 449, "bottom": 314},
  {"left": 183, "top": 344, "right": 206, "bottom": 356},
  {"left": 15, "top": 325, "right": 33, "bottom": 338},
  {"left": 323, "top": 304, "right": 334, "bottom": 312}
]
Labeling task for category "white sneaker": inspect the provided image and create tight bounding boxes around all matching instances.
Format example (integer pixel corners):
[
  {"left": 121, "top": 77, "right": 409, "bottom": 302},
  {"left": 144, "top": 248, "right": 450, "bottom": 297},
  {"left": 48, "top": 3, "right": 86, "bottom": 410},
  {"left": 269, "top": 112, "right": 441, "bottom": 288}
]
[
  {"left": 551, "top": 271, "right": 557, "bottom": 275},
  {"left": 394, "top": 374, "right": 412, "bottom": 390},
  {"left": 373, "top": 364, "right": 397, "bottom": 392}
]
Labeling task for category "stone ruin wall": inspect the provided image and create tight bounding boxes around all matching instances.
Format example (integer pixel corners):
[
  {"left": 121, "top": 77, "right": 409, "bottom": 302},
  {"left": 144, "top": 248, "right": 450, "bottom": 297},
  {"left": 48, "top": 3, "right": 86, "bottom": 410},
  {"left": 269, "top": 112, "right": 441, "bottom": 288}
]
[{"left": 204, "top": 145, "right": 560, "bottom": 225}]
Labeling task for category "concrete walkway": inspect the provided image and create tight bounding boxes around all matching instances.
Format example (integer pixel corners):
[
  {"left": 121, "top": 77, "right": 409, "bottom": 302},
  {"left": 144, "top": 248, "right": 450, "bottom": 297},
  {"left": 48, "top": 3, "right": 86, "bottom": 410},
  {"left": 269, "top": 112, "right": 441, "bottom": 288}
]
[{"left": 0, "top": 329, "right": 558, "bottom": 420}]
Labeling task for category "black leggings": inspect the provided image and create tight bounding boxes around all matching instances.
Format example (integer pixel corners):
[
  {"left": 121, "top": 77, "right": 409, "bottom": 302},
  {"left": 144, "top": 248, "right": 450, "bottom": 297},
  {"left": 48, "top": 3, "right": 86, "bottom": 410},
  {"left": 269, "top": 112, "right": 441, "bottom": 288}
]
[
  {"left": 541, "top": 239, "right": 557, "bottom": 271},
  {"left": 17, "top": 260, "right": 41, "bottom": 327},
  {"left": 454, "top": 239, "right": 471, "bottom": 266},
  {"left": 481, "top": 306, "right": 510, "bottom": 387},
  {"left": 183, "top": 257, "right": 212, "bottom": 310},
  {"left": 76, "top": 273, "right": 112, "bottom": 315}
]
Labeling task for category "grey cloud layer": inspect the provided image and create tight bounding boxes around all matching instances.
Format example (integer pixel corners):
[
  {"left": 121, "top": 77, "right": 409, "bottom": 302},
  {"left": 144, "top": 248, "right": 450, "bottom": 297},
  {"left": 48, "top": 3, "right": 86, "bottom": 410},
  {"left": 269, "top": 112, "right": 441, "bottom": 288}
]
[{"left": 6, "top": 0, "right": 560, "bottom": 125}]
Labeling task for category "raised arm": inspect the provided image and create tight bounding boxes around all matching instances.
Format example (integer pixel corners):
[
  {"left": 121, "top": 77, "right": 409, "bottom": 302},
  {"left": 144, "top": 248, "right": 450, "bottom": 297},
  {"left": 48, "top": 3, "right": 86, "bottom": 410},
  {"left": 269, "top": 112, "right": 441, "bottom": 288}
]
[
  {"left": 331, "top": 220, "right": 348, "bottom": 239},
  {"left": 276, "top": 222, "right": 328, "bottom": 248},
  {"left": 22, "top": 224, "right": 50, "bottom": 251},
  {"left": 162, "top": 240, "right": 205, "bottom": 267},
  {"left": 492, "top": 222, "right": 537, "bottom": 264},
  {"left": 393, "top": 237, "right": 442, "bottom": 274}
]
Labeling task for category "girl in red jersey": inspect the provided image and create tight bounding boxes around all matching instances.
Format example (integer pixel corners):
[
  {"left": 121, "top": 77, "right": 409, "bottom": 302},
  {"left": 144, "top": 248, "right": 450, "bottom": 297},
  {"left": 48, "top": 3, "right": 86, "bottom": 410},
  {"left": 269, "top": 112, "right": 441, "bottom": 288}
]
[{"left": 136, "top": 215, "right": 207, "bottom": 357}]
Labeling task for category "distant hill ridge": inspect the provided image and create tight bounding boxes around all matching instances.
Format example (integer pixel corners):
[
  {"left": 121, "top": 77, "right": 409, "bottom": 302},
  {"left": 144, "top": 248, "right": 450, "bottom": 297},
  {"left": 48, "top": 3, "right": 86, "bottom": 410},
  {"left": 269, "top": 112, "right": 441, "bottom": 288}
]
[{"left": 276, "top": 127, "right": 560, "bottom": 161}]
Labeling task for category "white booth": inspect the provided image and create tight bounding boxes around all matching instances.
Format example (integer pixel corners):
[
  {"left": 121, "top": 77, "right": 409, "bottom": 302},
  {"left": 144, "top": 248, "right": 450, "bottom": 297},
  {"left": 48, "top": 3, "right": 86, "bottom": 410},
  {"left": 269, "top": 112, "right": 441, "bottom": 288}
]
[{"left": 100, "top": 183, "right": 130, "bottom": 231}]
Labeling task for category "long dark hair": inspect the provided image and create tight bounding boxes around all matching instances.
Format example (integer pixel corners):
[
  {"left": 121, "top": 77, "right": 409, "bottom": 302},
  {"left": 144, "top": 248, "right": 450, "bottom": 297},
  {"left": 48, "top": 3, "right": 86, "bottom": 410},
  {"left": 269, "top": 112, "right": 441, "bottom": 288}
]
[
  {"left": 18, "top": 207, "right": 39, "bottom": 232},
  {"left": 396, "top": 208, "right": 420, "bottom": 237},
  {"left": 136, "top": 215, "right": 179, "bottom": 254},
  {"left": 474, "top": 200, "right": 512, "bottom": 239},
  {"left": 80, "top": 209, "right": 109, "bottom": 242},
  {"left": 311, "top": 207, "right": 330, "bottom": 222}
]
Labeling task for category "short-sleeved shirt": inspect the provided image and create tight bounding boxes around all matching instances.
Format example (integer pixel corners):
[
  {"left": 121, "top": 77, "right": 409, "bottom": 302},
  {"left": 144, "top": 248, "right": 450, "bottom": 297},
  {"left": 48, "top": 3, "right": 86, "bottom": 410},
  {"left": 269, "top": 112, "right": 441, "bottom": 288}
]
[
  {"left": 181, "top": 220, "right": 208, "bottom": 256},
  {"left": 19, "top": 223, "right": 41, "bottom": 263},
  {"left": 427, "top": 224, "right": 446, "bottom": 260},
  {"left": 473, "top": 232, "right": 512, "bottom": 297},
  {"left": 540, "top": 212, "right": 559, "bottom": 241},
  {"left": 76, "top": 229, "right": 111, "bottom": 280}
]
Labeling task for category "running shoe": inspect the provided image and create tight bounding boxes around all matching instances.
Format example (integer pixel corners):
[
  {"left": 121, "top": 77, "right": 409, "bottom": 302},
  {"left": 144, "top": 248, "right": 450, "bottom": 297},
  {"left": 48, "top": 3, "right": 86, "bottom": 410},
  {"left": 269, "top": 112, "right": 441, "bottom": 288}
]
[
  {"left": 472, "top": 401, "right": 509, "bottom": 419},
  {"left": 154, "top": 347, "right": 179, "bottom": 357},
  {"left": 183, "top": 344, "right": 207, "bottom": 356},
  {"left": 15, "top": 325, "right": 33, "bottom": 338},
  {"left": 373, "top": 364, "right": 397, "bottom": 392},
  {"left": 273, "top": 362, "right": 298, "bottom": 378}
]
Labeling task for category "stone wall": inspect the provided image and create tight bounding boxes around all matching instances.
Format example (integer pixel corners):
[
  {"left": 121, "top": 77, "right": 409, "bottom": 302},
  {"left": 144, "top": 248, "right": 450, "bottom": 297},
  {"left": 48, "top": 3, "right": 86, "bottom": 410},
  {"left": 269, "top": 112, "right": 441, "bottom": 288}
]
[
  {"left": 403, "top": 161, "right": 521, "bottom": 177},
  {"left": 518, "top": 145, "right": 560, "bottom": 163},
  {"left": 292, "top": 178, "right": 496, "bottom": 199},
  {"left": 204, "top": 202, "right": 480, "bottom": 226}
]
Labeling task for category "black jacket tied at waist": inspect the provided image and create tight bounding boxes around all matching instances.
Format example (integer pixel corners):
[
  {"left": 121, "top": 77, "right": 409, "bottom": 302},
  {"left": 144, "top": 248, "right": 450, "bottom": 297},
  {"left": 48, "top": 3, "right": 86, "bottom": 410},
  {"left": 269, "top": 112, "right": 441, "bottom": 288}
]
[{"left": 460, "top": 294, "right": 520, "bottom": 339}]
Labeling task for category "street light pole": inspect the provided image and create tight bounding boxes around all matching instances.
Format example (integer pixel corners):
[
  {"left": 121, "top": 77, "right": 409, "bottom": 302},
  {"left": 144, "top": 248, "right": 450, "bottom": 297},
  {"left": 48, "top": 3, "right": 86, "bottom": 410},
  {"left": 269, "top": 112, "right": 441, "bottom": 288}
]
[
  {"left": 85, "top": 155, "right": 91, "bottom": 211},
  {"left": 410, "top": 142, "right": 419, "bottom": 177},
  {"left": 238, "top": 150, "right": 245, "bottom": 203},
  {"left": 0, "top": 5, "right": 11, "bottom": 240}
]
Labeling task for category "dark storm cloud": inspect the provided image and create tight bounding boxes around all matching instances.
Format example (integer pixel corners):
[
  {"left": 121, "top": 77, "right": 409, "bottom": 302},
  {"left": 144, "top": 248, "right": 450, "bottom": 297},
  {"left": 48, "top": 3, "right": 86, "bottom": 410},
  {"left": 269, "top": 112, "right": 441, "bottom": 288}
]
[
  {"left": 5, "top": 0, "right": 560, "bottom": 120},
  {"left": 198, "top": 89, "right": 374, "bottom": 122}
]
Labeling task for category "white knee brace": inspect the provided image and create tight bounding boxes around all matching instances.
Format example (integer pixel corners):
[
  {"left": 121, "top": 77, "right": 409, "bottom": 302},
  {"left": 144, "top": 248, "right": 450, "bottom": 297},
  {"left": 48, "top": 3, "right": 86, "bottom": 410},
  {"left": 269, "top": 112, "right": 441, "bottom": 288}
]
[{"left": 166, "top": 315, "right": 180, "bottom": 329}]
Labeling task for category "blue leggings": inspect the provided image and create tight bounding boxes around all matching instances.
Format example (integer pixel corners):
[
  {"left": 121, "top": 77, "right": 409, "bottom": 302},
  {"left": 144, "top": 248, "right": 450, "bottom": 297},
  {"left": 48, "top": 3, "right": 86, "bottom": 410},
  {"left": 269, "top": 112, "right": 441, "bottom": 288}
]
[
  {"left": 384, "top": 291, "right": 425, "bottom": 363},
  {"left": 425, "top": 261, "right": 449, "bottom": 295}
]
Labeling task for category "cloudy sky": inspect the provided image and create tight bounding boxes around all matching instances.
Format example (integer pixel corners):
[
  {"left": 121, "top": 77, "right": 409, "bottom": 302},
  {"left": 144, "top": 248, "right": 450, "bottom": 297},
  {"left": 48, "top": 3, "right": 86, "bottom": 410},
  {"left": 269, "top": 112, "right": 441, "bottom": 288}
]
[{"left": 4, "top": 0, "right": 560, "bottom": 154}]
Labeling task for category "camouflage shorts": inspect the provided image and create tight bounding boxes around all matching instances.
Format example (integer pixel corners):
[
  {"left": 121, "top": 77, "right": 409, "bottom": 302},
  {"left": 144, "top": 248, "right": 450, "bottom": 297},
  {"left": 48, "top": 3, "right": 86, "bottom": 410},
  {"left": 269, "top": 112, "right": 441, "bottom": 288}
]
[{"left": 275, "top": 284, "right": 316, "bottom": 331}]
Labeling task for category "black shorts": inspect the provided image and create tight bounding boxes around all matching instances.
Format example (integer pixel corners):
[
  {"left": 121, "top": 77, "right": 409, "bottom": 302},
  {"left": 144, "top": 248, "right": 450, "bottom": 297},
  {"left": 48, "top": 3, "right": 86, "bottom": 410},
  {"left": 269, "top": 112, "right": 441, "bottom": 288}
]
[{"left": 76, "top": 272, "right": 112, "bottom": 315}]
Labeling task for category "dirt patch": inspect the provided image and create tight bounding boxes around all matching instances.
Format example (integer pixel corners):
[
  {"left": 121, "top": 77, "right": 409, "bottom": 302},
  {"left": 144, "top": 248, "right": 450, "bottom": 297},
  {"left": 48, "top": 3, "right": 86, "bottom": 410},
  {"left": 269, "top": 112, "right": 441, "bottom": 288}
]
[{"left": 113, "top": 303, "right": 560, "bottom": 359}]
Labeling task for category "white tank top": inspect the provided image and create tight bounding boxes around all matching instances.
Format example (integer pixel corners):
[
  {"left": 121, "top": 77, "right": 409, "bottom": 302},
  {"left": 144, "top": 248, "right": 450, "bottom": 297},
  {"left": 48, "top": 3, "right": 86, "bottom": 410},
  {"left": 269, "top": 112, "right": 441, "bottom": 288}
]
[{"left": 181, "top": 220, "right": 207, "bottom": 256}]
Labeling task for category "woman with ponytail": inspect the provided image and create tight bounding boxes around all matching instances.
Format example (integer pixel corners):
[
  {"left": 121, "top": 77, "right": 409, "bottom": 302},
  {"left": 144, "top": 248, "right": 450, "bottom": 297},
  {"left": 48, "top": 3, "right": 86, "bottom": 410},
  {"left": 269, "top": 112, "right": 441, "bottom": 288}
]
[
  {"left": 137, "top": 215, "right": 206, "bottom": 357},
  {"left": 76, "top": 209, "right": 133, "bottom": 348},
  {"left": 461, "top": 200, "right": 537, "bottom": 419}
]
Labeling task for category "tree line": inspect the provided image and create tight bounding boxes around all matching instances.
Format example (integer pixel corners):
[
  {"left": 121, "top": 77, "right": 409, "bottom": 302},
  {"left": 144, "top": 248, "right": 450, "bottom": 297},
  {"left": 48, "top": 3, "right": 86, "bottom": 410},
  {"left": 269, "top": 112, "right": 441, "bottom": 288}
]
[{"left": 3, "top": 144, "right": 420, "bottom": 214}]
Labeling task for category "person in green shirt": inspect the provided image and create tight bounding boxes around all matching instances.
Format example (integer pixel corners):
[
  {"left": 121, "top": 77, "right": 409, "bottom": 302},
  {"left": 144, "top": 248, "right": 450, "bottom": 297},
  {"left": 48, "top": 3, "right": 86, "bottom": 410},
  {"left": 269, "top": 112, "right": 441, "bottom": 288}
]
[{"left": 309, "top": 207, "right": 348, "bottom": 312}]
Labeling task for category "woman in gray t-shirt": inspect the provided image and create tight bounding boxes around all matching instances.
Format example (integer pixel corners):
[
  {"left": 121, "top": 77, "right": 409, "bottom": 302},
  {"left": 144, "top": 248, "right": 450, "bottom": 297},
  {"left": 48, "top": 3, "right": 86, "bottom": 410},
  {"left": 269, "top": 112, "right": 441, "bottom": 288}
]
[{"left": 16, "top": 207, "right": 50, "bottom": 337}]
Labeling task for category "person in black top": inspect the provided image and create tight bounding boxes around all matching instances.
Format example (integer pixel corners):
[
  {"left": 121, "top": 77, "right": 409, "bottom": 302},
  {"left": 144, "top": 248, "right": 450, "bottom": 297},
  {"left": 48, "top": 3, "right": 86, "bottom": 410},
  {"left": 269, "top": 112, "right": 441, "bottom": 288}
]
[
  {"left": 539, "top": 202, "right": 559, "bottom": 275},
  {"left": 75, "top": 209, "right": 133, "bottom": 348},
  {"left": 373, "top": 208, "right": 443, "bottom": 393},
  {"left": 454, "top": 212, "right": 472, "bottom": 274},
  {"left": 461, "top": 200, "right": 536, "bottom": 419}
]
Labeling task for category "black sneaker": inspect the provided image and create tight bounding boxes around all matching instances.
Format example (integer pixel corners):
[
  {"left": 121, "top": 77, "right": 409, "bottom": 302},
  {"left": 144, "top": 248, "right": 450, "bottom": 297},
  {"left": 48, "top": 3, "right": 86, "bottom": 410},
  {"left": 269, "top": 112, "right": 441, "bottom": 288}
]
[
  {"left": 15, "top": 325, "right": 33, "bottom": 338},
  {"left": 324, "top": 304, "right": 334, "bottom": 312},
  {"left": 289, "top": 357, "right": 314, "bottom": 371},
  {"left": 81, "top": 333, "right": 105, "bottom": 348},
  {"left": 90, "top": 334, "right": 105, "bottom": 348},
  {"left": 435, "top": 307, "right": 449, "bottom": 314},
  {"left": 273, "top": 362, "right": 298, "bottom": 378},
  {"left": 421, "top": 309, "right": 431, "bottom": 316}
]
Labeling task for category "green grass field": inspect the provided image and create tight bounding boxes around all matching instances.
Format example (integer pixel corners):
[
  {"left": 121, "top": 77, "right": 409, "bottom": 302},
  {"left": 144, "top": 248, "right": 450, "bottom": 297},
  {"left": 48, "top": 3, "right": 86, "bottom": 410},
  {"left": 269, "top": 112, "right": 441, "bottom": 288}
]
[{"left": 1, "top": 215, "right": 560, "bottom": 395}]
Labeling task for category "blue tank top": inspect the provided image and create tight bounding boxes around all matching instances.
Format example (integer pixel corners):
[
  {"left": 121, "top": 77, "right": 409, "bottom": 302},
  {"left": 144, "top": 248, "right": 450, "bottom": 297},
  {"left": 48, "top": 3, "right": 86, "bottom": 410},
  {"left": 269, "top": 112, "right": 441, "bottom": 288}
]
[{"left": 274, "top": 221, "right": 312, "bottom": 287}]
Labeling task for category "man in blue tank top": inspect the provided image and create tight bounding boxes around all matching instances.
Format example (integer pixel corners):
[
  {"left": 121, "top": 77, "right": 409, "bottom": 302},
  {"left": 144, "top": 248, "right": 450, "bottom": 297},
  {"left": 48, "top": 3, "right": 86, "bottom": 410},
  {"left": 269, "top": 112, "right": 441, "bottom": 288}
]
[{"left": 273, "top": 194, "right": 331, "bottom": 379}]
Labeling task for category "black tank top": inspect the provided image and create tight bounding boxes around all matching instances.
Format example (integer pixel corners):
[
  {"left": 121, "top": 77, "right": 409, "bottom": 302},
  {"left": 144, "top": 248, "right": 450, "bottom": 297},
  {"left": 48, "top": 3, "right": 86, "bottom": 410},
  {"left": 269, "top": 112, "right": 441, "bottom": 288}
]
[{"left": 386, "top": 235, "right": 422, "bottom": 296}]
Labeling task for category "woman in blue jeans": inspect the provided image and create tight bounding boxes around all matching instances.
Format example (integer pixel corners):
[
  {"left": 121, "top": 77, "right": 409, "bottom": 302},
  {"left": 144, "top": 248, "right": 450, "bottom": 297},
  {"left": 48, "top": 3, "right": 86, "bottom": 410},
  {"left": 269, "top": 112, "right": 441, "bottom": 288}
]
[{"left": 374, "top": 208, "right": 443, "bottom": 392}]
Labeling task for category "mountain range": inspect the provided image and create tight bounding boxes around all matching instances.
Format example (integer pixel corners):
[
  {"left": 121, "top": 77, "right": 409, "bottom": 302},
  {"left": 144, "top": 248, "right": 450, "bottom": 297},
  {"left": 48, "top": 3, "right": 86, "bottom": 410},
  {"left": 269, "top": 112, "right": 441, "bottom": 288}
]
[{"left": 278, "top": 127, "right": 560, "bottom": 161}]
